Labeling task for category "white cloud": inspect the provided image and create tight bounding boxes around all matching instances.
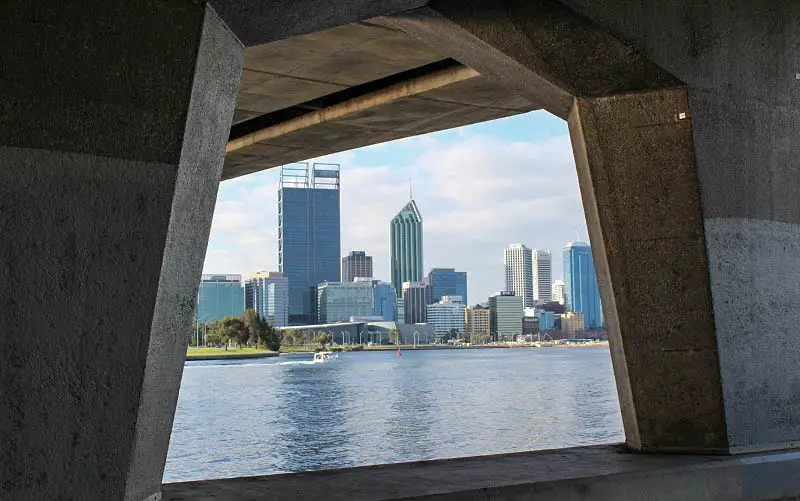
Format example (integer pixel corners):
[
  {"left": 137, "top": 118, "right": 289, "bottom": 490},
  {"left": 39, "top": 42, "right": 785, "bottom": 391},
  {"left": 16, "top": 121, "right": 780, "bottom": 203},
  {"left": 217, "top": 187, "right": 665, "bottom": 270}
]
[{"left": 203, "top": 114, "right": 588, "bottom": 303}]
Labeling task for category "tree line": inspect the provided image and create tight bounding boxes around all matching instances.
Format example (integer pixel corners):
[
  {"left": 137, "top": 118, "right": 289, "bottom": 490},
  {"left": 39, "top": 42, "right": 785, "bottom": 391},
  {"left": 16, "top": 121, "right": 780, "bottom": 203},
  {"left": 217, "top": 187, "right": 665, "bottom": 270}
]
[
  {"left": 191, "top": 310, "right": 334, "bottom": 351},
  {"left": 191, "top": 309, "right": 281, "bottom": 351}
]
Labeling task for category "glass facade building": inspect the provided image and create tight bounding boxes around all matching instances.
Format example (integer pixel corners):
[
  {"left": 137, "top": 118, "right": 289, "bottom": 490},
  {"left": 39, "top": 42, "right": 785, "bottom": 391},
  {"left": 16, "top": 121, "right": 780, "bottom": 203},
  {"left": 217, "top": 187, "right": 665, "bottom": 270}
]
[
  {"left": 390, "top": 199, "right": 423, "bottom": 298},
  {"left": 195, "top": 274, "right": 245, "bottom": 323},
  {"left": 489, "top": 291, "right": 523, "bottom": 341},
  {"left": 563, "top": 242, "right": 602, "bottom": 329},
  {"left": 245, "top": 271, "right": 289, "bottom": 327},
  {"left": 371, "top": 280, "right": 397, "bottom": 321},
  {"left": 427, "top": 268, "right": 467, "bottom": 305},
  {"left": 316, "top": 281, "right": 373, "bottom": 324},
  {"left": 279, "top": 163, "right": 341, "bottom": 325}
]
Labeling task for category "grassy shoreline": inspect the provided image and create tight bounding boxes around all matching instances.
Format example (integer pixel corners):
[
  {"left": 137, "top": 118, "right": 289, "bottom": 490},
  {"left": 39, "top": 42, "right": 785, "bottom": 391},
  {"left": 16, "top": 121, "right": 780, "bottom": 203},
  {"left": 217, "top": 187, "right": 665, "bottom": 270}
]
[
  {"left": 185, "top": 347, "right": 278, "bottom": 360},
  {"left": 187, "top": 341, "right": 610, "bottom": 359}
]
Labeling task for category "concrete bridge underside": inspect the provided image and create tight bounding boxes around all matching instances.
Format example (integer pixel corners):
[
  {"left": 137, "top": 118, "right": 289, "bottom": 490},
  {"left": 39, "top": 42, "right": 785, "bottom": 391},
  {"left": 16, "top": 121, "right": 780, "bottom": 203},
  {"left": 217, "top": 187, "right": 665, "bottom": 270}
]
[{"left": 1, "top": 1, "right": 799, "bottom": 500}]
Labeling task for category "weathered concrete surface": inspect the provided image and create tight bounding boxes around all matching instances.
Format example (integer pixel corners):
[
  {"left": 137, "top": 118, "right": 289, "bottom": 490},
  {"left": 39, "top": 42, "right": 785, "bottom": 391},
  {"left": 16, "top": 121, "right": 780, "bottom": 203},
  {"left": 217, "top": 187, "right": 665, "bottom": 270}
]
[
  {"left": 568, "top": 89, "right": 728, "bottom": 452},
  {"left": 210, "top": 0, "right": 428, "bottom": 46},
  {"left": 556, "top": 0, "right": 800, "bottom": 454},
  {"left": 162, "top": 445, "right": 800, "bottom": 500},
  {"left": 383, "top": 0, "right": 682, "bottom": 118},
  {"left": 0, "top": 3, "right": 242, "bottom": 500}
]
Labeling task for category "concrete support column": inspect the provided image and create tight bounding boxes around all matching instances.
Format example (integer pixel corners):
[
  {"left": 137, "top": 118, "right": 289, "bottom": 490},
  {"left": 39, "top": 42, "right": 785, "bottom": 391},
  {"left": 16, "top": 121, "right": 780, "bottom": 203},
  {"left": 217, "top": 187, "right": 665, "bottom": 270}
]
[
  {"left": 558, "top": 0, "right": 800, "bottom": 455},
  {"left": 386, "top": 0, "right": 763, "bottom": 454},
  {"left": 0, "top": 3, "right": 243, "bottom": 500},
  {"left": 568, "top": 89, "right": 729, "bottom": 452}
]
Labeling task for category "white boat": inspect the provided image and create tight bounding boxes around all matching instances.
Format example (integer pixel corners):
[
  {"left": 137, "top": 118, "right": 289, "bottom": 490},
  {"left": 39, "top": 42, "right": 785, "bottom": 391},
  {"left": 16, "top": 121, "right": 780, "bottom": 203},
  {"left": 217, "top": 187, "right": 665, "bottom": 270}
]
[{"left": 313, "top": 351, "right": 332, "bottom": 363}]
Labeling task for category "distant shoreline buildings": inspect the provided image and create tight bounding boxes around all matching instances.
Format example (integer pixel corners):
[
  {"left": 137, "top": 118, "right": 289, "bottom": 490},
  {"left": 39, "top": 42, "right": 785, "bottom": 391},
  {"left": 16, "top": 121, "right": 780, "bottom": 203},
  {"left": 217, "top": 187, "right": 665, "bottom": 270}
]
[{"left": 196, "top": 162, "right": 606, "bottom": 345}]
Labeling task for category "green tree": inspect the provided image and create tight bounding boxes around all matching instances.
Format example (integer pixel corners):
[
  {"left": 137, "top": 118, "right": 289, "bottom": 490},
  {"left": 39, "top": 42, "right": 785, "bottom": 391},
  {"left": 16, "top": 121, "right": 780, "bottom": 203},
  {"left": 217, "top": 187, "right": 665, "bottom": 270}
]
[
  {"left": 206, "top": 330, "right": 223, "bottom": 346},
  {"left": 262, "top": 320, "right": 281, "bottom": 351},
  {"left": 282, "top": 328, "right": 297, "bottom": 346},
  {"left": 314, "top": 331, "right": 332, "bottom": 350},
  {"left": 218, "top": 316, "right": 249, "bottom": 348},
  {"left": 472, "top": 332, "right": 491, "bottom": 345},
  {"left": 389, "top": 328, "right": 401, "bottom": 345},
  {"left": 241, "top": 309, "right": 262, "bottom": 347}
]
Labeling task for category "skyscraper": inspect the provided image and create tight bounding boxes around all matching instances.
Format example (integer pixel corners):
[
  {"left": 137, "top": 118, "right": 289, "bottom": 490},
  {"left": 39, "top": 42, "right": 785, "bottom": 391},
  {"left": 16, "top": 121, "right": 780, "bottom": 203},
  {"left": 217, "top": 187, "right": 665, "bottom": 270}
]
[
  {"left": 489, "top": 291, "right": 523, "bottom": 341},
  {"left": 427, "top": 268, "right": 468, "bottom": 304},
  {"left": 342, "top": 250, "right": 373, "bottom": 283},
  {"left": 279, "top": 163, "right": 341, "bottom": 325},
  {"left": 552, "top": 279, "right": 565, "bottom": 304},
  {"left": 390, "top": 199, "right": 423, "bottom": 298},
  {"left": 563, "top": 242, "right": 602, "bottom": 329},
  {"left": 196, "top": 274, "right": 245, "bottom": 323},
  {"left": 402, "top": 281, "right": 430, "bottom": 324},
  {"left": 532, "top": 249, "right": 552, "bottom": 302},
  {"left": 504, "top": 244, "right": 534, "bottom": 308},
  {"left": 244, "top": 271, "right": 289, "bottom": 327}
]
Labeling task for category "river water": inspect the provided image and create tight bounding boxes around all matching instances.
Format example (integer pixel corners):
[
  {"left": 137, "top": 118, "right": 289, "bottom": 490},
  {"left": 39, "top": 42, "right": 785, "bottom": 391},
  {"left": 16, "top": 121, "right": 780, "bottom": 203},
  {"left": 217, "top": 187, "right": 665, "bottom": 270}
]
[{"left": 164, "top": 347, "right": 623, "bottom": 483}]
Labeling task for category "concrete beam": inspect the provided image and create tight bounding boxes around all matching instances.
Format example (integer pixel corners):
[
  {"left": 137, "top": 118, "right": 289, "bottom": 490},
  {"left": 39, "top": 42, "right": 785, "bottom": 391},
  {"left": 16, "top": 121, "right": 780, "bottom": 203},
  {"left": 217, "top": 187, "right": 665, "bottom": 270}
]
[
  {"left": 227, "top": 60, "right": 479, "bottom": 153},
  {"left": 0, "top": 3, "right": 243, "bottom": 500},
  {"left": 382, "top": 0, "right": 682, "bottom": 118}
]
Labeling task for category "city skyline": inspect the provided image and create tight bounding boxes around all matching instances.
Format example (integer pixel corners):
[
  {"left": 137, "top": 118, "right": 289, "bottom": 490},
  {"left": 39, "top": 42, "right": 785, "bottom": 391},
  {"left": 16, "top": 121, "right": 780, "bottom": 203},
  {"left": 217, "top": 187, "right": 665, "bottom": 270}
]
[{"left": 203, "top": 112, "right": 588, "bottom": 303}]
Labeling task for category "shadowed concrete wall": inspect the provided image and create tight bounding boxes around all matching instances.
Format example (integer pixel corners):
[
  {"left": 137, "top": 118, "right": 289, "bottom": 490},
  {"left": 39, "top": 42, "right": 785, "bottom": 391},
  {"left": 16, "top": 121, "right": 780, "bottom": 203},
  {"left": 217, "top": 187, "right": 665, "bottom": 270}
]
[{"left": 0, "top": 2, "right": 243, "bottom": 500}]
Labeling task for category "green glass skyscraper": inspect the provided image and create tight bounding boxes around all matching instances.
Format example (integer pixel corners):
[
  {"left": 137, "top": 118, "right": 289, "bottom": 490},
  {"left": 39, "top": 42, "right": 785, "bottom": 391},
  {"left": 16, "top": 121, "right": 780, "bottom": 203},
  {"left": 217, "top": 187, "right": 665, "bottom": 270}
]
[{"left": 390, "top": 199, "right": 423, "bottom": 297}]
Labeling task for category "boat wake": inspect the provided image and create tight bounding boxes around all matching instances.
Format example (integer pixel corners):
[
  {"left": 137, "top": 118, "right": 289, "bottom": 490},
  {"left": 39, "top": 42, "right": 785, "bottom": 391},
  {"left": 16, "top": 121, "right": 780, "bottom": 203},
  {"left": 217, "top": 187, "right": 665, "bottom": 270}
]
[{"left": 278, "top": 360, "right": 317, "bottom": 366}]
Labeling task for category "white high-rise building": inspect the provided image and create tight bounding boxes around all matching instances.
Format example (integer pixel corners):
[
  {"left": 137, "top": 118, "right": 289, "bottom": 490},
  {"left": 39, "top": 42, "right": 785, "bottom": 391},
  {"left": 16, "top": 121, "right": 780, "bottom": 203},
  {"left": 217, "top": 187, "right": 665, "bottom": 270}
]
[
  {"left": 532, "top": 249, "right": 552, "bottom": 302},
  {"left": 504, "top": 243, "right": 534, "bottom": 308},
  {"left": 552, "top": 279, "right": 565, "bottom": 305},
  {"left": 426, "top": 296, "right": 466, "bottom": 336}
]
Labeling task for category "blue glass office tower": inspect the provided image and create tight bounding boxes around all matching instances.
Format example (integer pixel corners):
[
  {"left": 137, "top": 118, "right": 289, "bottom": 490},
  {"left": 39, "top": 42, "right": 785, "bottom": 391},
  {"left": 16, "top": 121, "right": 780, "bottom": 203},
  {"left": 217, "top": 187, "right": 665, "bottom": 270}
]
[
  {"left": 427, "top": 268, "right": 468, "bottom": 304},
  {"left": 279, "top": 163, "right": 341, "bottom": 325},
  {"left": 563, "top": 242, "right": 602, "bottom": 329}
]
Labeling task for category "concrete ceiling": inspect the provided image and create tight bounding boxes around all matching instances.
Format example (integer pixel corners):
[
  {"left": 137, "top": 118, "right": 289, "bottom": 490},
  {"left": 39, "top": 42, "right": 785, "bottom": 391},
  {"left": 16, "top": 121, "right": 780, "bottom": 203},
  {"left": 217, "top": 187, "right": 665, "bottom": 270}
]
[{"left": 223, "top": 20, "right": 538, "bottom": 180}]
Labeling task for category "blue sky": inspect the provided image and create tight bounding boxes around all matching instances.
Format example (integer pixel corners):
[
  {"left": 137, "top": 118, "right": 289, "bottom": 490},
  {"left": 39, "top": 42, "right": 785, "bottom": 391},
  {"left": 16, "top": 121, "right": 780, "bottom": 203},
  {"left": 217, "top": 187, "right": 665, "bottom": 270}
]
[{"left": 204, "top": 110, "right": 589, "bottom": 304}]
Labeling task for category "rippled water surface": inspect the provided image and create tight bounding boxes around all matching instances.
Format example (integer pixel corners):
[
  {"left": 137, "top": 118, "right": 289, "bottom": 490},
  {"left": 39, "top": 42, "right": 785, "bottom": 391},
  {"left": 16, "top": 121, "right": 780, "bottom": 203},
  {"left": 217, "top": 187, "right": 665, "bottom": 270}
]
[{"left": 164, "top": 347, "right": 623, "bottom": 482}]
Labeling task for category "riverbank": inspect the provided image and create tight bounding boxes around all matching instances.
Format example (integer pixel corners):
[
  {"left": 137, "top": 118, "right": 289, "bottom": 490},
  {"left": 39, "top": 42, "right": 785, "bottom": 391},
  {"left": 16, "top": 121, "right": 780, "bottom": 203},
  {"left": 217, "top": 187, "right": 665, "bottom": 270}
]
[{"left": 185, "top": 347, "right": 279, "bottom": 361}]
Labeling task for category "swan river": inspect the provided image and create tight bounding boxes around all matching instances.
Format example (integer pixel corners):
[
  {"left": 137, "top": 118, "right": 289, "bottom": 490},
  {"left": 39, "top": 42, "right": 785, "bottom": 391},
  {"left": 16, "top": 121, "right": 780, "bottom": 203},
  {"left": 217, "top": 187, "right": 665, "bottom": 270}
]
[{"left": 164, "top": 346, "right": 623, "bottom": 483}]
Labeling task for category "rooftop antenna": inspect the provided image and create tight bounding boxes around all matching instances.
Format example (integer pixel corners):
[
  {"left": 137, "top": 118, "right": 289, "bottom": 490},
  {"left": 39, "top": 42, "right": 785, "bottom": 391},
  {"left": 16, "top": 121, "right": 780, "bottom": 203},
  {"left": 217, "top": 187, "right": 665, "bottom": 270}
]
[
  {"left": 409, "top": 177, "right": 413, "bottom": 200},
  {"left": 575, "top": 225, "right": 581, "bottom": 242}
]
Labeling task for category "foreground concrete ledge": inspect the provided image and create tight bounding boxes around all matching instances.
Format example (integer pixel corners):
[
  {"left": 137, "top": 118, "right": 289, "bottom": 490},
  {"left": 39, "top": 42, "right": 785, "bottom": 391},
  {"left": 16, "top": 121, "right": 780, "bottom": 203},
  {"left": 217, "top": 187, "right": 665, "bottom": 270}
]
[{"left": 162, "top": 444, "right": 800, "bottom": 500}]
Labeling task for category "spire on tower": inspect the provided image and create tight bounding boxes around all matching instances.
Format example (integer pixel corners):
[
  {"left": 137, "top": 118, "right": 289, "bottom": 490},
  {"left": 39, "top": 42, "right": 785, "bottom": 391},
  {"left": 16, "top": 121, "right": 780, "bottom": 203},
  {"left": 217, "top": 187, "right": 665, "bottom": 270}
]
[{"left": 409, "top": 178, "right": 413, "bottom": 200}]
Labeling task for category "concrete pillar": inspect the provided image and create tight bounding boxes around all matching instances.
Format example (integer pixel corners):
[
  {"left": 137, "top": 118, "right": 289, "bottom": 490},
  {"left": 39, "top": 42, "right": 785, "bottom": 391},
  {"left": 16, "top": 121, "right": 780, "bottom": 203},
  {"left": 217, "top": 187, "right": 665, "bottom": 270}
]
[
  {"left": 560, "top": 0, "right": 800, "bottom": 456},
  {"left": 0, "top": 3, "right": 243, "bottom": 500},
  {"left": 388, "top": 0, "right": 800, "bottom": 454}
]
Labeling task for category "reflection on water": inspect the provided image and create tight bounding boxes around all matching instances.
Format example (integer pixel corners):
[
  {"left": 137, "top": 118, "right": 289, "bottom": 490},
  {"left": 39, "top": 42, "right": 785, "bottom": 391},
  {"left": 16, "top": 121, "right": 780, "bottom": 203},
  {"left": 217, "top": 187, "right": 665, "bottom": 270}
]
[{"left": 164, "top": 347, "right": 623, "bottom": 483}]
